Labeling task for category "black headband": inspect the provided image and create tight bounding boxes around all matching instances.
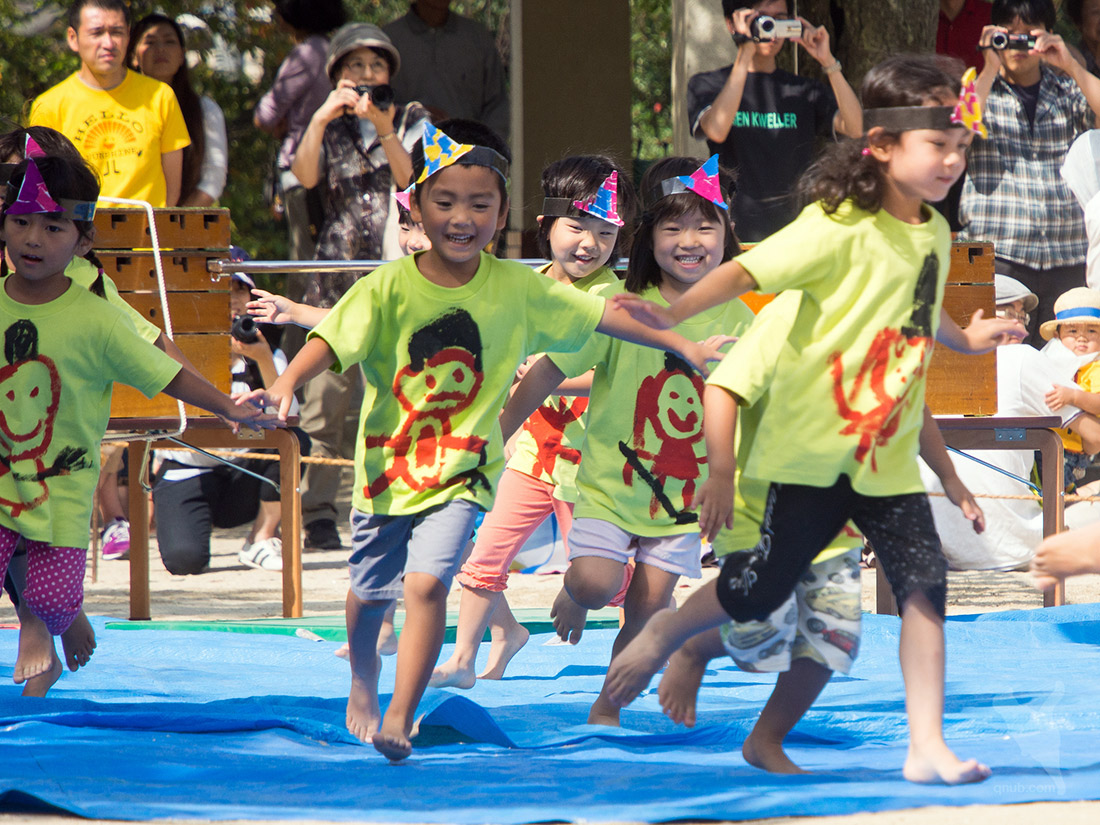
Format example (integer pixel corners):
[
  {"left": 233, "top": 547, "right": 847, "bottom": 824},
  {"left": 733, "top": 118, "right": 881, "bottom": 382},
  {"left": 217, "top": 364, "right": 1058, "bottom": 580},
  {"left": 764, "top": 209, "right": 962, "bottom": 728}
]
[
  {"left": 454, "top": 146, "right": 510, "bottom": 182},
  {"left": 862, "top": 106, "right": 961, "bottom": 132},
  {"left": 541, "top": 197, "right": 584, "bottom": 218},
  {"left": 645, "top": 176, "right": 732, "bottom": 208}
]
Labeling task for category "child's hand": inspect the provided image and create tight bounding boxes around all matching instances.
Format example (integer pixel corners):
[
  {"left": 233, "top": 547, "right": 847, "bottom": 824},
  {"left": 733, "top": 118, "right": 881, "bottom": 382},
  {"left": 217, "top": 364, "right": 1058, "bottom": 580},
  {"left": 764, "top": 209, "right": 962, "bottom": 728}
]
[
  {"left": 226, "top": 391, "right": 285, "bottom": 431},
  {"left": 1046, "top": 384, "right": 1077, "bottom": 412},
  {"left": 679, "top": 336, "right": 736, "bottom": 377},
  {"left": 235, "top": 386, "right": 293, "bottom": 424},
  {"left": 941, "top": 474, "right": 985, "bottom": 534},
  {"left": 610, "top": 293, "right": 677, "bottom": 330},
  {"left": 963, "top": 308, "right": 1026, "bottom": 351},
  {"left": 248, "top": 289, "right": 296, "bottom": 325},
  {"left": 694, "top": 473, "right": 735, "bottom": 543}
]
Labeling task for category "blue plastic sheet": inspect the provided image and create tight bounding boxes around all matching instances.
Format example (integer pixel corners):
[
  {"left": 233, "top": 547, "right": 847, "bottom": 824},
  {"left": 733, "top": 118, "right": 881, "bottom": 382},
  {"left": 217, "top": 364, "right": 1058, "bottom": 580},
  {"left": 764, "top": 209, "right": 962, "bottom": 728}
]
[{"left": 3, "top": 607, "right": 1100, "bottom": 822}]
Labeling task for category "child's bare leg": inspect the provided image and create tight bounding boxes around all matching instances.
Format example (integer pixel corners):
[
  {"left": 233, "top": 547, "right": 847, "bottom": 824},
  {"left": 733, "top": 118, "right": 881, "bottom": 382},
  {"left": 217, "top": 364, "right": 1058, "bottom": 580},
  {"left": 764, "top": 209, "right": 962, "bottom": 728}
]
[
  {"left": 374, "top": 572, "right": 448, "bottom": 761},
  {"left": 345, "top": 589, "right": 389, "bottom": 743},
  {"left": 59, "top": 610, "right": 96, "bottom": 671},
  {"left": 1031, "top": 522, "right": 1100, "bottom": 588},
  {"left": 605, "top": 579, "right": 731, "bottom": 707},
  {"left": 590, "top": 563, "right": 680, "bottom": 727},
  {"left": 743, "top": 658, "right": 832, "bottom": 774},
  {"left": 898, "top": 592, "right": 991, "bottom": 784},
  {"left": 14, "top": 599, "right": 56, "bottom": 685},
  {"left": 480, "top": 594, "right": 528, "bottom": 680},
  {"left": 658, "top": 626, "right": 726, "bottom": 727},
  {"left": 21, "top": 643, "right": 62, "bottom": 697},
  {"left": 430, "top": 585, "right": 504, "bottom": 688},
  {"left": 377, "top": 600, "right": 399, "bottom": 656},
  {"left": 552, "top": 557, "right": 624, "bottom": 644}
]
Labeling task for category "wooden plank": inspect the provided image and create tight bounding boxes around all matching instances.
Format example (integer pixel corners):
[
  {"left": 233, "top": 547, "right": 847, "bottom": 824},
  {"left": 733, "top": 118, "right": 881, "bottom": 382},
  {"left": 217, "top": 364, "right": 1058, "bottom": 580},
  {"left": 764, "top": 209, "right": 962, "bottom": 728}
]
[
  {"left": 926, "top": 280, "right": 997, "bottom": 415},
  {"left": 947, "top": 242, "right": 994, "bottom": 284},
  {"left": 94, "top": 208, "right": 231, "bottom": 249},
  {"left": 110, "top": 335, "right": 230, "bottom": 418},
  {"left": 101, "top": 252, "right": 225, "bottom": 292},
  {"left": 122, "top": 293, "right": 229, "bottom": 334}
]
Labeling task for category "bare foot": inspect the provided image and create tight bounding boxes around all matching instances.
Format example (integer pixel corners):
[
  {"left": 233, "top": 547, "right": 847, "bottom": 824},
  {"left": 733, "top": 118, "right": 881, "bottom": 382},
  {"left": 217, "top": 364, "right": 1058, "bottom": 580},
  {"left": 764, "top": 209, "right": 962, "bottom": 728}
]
[
  {"left": 346, "top": 654, "right": 382, "bottom": 744},
  {"left": 478, "top": 624, "right": 529, "bottom": 680},
  {"left": 1031, "top": 524, "right": 1100, "bottom": 589},
  {"left": 550, "top": 587, "right": 588, "bottom": 645},
  {"left": 604, "top": 608, "right": 678, "bottom": 707},
  {"left": 14, "top": 612, "right": 55, "bottom": 685},
  {"left": 658, "top": 646, "right": 707, "bottom": 727},
  {"left": 429, "top": 657, "right": 476, "bottom": 689},
  {"left": 903, "top": 741, "right": 992, "bottom": 784},
  {"left": 587, "top": 696, "right": 621, "bottom": 727},
  {"left": 742, "top": 730, "right": 808, "bottom": 774},
  {"left": 21, "top": 648, "right": 62, "bottom": 698},
  {"left": 372, "top": 719, "right": 413, "bottom": 762},
  {"left": 60, "top": 612, "right": 96, "bottom": 671},
  {"left": 377, "top": 619, "right": 399, "bottom": 656},
  {"left": 335, "top": 643, "right": 350, "bottom": 660}
]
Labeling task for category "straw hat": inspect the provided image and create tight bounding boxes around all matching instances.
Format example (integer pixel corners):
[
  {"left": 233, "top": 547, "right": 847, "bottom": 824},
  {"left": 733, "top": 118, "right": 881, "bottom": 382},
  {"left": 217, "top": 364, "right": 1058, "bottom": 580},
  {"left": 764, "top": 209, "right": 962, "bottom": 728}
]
[
  {"left": 994, "top": 274, "right": 1038, "bottom": 312},
  {"left": 1039, "top": 286, "right": 1100, "bottom": 340},
  {"left": 325, "top": 23, "right": 401, "bottom": 85}
]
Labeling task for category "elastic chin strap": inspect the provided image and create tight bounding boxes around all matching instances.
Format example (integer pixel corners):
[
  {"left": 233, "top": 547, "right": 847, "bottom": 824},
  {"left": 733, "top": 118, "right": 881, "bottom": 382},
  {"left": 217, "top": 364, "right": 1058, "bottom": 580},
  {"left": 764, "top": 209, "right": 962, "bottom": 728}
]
[{"left": 862, "top": 106, "right": 959, "bottom": 132}]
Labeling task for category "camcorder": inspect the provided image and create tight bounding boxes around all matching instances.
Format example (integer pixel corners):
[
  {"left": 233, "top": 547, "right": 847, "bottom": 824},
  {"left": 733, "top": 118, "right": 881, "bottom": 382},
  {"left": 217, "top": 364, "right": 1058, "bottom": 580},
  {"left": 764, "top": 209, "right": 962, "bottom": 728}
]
[
  {"left": 231, "top": 314, "right": 260, "bottom": 344},
  {"left": 990, "top": 31, "right": 1036, "bottom": 50},
  {"left": 355, "top": 83, "right": 394, "bottom": 111},
  {"left": 750, "top": 15, "right": 803, "bottom": 42}
]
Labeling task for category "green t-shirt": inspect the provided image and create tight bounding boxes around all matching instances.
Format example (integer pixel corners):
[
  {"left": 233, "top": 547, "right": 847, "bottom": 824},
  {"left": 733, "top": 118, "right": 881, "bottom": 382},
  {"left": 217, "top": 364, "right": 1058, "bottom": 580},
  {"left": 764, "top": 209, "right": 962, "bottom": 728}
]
[
  {"left": 0, "top": 282, "right": 181, "bottom": 547},
  {"left": 707, "top": 291, "right": 861, "bottom": 560},
  {"left": 734, "top": 200, "right": 951, "bottom": 496},
  {"left": 66, "top": 257, "right": 160, "bottom": 343},
  {"left": 551, "top": 283, "right": 753, "bottom": 536},
  {"left": 506, "top": 264, "right": 619, "bottom": 502},
  {"left": 309, "top": 252, "right": 605, "bottom": 517}
]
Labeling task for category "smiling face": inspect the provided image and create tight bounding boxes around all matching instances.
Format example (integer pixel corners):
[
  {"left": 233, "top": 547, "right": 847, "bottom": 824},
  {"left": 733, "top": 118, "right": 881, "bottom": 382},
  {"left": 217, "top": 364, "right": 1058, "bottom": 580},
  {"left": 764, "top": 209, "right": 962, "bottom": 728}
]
[
  {"left": 336, "top": 46, "right": 391, "bottom": 86},
  {"left": 131, "top": 21, "right": 184, "bottom": 84},
  {"left": 1059, "top": 323, "right": 1100, "bottom": 355},
  {"left": 655, "top": 372, "right": 703, "bottom": 439},
  {"left": 545, "top": 215, "right": 619, "bottom": 283},
  {"left": 411, "top": 164, "right": 507, "bottom": 280},
  {"left": 651, "top": 207, "right": 726, "bottom": 297},
  {"left": 398, "top": 215, "right": 432, "bottom": 254},
  {"left": 0, "top": 356, "right": 59, "bottom": 458}
]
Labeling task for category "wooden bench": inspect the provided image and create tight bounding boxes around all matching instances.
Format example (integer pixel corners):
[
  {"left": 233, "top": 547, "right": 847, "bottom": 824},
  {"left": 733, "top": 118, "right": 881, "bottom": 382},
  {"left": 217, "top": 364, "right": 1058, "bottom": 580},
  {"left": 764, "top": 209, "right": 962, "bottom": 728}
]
[{"left": 97, "top": 207, "right": 304, "bottom": 619}]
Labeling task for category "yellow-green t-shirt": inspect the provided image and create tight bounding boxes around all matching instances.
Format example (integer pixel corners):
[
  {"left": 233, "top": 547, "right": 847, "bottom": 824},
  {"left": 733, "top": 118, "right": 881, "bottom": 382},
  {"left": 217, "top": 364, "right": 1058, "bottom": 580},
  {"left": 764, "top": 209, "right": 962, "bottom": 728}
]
[
  {"left": 550, "top": 283, "right": 753, "bottom": 536},
  {"left": 506, "top": 264, "right": 619, "bottom": 502},
  {"left": 30, "top": 71, "right": 191, "bottom": 207},
  {"left": 0, "top": 283, "right": 181, "bottom": 547},
  {"left": 66, "top": 257, "right": 160, "bottom": 343},
  {"left": 308, "top": 252, "right": 605, "bottom": 517},
  {"left": 734, "top": 200, "right": 951, "bottom": 496},
  {"left": 707, "top": 291, "right": 862, "bottom": 561}
]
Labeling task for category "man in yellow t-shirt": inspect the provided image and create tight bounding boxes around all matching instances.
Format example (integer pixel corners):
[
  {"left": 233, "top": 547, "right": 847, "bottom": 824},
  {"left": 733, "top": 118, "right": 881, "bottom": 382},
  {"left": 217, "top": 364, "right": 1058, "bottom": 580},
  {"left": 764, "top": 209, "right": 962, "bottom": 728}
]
[{"left": 28, "top": 0, "right": 190, "bottom": 207}]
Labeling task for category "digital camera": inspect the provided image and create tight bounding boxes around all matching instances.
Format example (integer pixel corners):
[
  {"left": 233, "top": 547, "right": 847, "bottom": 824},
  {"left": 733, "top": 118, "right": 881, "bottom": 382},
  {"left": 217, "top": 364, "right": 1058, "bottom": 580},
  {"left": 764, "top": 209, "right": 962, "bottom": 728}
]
[
  {"left": 750, "top": 15, "right": 803, "bottom": 42},
  {"left": 355, "top": 83, "right": 395, "bottom": 111},
  {"left": 990, "top": 31, "right": 1036, "bottom": 50},
  {"left": 231, "top": 314, "right": 260, "bottom": 344}
]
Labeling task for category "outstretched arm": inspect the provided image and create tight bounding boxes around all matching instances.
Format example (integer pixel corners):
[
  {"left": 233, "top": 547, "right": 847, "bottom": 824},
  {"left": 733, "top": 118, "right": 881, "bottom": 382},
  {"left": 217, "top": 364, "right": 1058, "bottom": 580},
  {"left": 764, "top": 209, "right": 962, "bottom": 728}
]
[
  {"left": 610, "top": 259, "right": 759, "bottom": 330},
  {"left": 162, "top": 368, "right": 281, "bottom": 430},
  {"left": 936, "top": 307, "right": 1025, "bottom": 353},
  {"left": 596, "top": 302, "right": 734, "bottom": 376},
  {"left": 919, "top": 405, "right": 984, "bottom": 533},
  {"left": 248, "top": 288, "right": 330, "bottom": 329},
  {"left": 499, "top": 355, "right": 567, "bottom": 440},
  {"left": 695, "top": 384, "right": 739, "bottom": 542},
  {"left": 236, "top": 336, "right": 336, "bottom": 421}
]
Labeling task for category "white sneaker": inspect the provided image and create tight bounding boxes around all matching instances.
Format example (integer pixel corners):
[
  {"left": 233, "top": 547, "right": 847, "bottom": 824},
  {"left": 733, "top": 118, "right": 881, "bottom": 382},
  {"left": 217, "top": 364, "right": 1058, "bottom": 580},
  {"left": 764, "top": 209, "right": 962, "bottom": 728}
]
[
  {"left": 238, "top": 536, "right": 283, "bottom": 571},
  {"left": 101, "top": 518, "right": 130, "bottom": 560}
]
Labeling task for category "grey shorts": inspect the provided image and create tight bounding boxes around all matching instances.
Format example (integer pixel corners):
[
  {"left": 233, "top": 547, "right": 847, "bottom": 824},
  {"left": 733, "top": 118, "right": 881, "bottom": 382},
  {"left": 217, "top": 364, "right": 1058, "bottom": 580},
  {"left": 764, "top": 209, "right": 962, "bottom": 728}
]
[
  {"left": 567, "top": 517, "right": 702, "bottom": 578},
  {"left": 348, "top": 500, "right": 480, "bottom": 601}
]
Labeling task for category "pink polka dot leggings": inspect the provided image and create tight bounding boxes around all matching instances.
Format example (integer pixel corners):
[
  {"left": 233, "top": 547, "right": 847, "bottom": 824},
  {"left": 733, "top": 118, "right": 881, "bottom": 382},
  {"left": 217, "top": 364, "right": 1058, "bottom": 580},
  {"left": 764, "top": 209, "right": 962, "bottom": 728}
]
[{"left": 0, "top": 525, "right": 84, "bottom": 635}]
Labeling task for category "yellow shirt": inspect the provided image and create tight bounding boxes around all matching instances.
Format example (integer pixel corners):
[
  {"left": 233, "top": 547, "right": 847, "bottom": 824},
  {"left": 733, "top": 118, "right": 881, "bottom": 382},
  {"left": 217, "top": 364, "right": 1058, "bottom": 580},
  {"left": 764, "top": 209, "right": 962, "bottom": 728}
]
[
  {"left": 30, "top": 71, "right": 191, "bottom": 207},
  {"left": 1055, "top": 359, "right": 1100, "bottom": 453}
]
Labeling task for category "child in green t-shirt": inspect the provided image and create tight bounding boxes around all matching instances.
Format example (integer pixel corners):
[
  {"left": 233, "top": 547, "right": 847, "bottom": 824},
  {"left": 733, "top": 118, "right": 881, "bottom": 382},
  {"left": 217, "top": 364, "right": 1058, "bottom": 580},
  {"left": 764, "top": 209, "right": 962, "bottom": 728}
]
[
  {"left": 241, "top": 121, "right": 727, "bottom": 761},
  {"left": 605, "top": 54, "right": 1025, "bottom": 784}
]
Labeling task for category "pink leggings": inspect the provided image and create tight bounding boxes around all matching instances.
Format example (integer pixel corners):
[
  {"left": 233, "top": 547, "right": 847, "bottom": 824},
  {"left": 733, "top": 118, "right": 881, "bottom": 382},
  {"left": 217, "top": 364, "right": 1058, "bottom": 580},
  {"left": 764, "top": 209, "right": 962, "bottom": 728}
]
[
  {"left": 0, "top": 526, "right": 84, "bottom": 635},
  {"left": 457, "top": 469, "right": 631, "bottom": 605}
]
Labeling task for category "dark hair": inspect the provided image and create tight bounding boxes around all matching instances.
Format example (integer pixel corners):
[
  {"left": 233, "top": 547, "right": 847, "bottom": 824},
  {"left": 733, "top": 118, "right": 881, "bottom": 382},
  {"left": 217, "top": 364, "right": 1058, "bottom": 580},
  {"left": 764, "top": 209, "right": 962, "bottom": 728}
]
[
  {"left": 625, "top": 156, "right": 738, "bottom": 295},
  {"left": 0, "top": 126, "right": 83, "bottom": 165},
  {"left": 720, "top": 0, "right": 786, "bottom": 18},
  {"left": 411, "top": 118, "right": 512, "bottom": 206},
  {"left": 274, "top": 0, "right": 347, "bottom": 35},
  {"left": 991, "top": 0, "right": 1056, "bottom": 29},
  {"left": 1, "top": 155, "right": 107, "bottom": 296},
  {"left": 68, "top": 0, "right": 130, "bottom": 31},
  {"left": 1066, "top": 0, "right": 1087, "bottom": 26},
  {"left": 798, "top": 53, "right": 961, "bottom": 216},
  {"left": 127, "top": 14, "right": 205, "bottom": 204},
  {"left": 536, "top": 155, "right": 637, "bottom": 261}
]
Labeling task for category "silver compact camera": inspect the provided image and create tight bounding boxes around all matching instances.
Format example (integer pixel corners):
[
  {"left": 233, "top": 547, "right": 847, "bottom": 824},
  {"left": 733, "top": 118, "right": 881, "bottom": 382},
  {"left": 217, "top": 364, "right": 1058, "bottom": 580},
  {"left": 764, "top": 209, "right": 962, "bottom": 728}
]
[
  {"left": 750, "top": 15, "right": 803, "bottom": 42},
  {"left": 989, "top": 31, "right": 1036, "bottom": 50}
]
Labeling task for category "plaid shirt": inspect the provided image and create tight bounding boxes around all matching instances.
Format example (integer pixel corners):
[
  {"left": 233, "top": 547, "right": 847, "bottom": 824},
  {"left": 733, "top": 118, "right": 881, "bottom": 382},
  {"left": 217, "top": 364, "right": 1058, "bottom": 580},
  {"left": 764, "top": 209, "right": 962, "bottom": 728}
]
[{"left": 958, "top": 65, "right": 1094, "bottom": 269}]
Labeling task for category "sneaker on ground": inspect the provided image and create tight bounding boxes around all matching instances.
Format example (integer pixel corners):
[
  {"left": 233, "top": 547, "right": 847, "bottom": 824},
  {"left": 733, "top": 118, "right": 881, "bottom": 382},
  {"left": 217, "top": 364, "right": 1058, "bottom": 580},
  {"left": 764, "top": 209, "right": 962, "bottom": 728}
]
[
  {"left": 239, "top": 536, "right": 283, "bottom": 571},
  {"left": 305, "top": 518, "right": 343, "bottom": 550},
  {"left": 101, "top": 518, "right": 130, "bottom": 561}
]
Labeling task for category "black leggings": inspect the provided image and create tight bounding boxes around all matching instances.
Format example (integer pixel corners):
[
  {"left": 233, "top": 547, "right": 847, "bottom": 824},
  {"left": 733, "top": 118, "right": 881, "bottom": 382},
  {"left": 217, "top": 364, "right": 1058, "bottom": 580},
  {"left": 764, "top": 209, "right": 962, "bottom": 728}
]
[{"left": 716, "top": 475, "right": 946, "bottom": 622}]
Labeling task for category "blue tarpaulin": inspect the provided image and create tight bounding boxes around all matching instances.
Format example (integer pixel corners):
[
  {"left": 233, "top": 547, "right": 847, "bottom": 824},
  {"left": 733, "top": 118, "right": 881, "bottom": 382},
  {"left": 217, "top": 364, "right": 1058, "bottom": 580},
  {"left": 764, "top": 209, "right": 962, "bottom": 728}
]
[{"left": 3, "top": 606, "right": 1100, "bottom": 822}]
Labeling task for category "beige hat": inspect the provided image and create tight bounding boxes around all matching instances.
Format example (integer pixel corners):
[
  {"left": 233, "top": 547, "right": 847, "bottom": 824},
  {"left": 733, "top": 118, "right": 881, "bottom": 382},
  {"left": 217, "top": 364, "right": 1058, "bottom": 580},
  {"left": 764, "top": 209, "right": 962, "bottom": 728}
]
[
  {"left": 1039, "top": 286, "right": 1100, "bottom": 340},
  {"left": 994, "top": 274, "right": 1038, "bottom": 312},
  {"left": 325, "top": 23, "right": 400, "bottom": 85}
]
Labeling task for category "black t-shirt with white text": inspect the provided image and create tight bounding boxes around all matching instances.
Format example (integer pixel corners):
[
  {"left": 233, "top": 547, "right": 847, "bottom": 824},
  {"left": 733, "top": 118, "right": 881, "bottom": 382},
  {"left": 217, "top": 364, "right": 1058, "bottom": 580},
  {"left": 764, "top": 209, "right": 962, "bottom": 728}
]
[{"left": 687, "top": 66, "right": 838, "bottom": 241}]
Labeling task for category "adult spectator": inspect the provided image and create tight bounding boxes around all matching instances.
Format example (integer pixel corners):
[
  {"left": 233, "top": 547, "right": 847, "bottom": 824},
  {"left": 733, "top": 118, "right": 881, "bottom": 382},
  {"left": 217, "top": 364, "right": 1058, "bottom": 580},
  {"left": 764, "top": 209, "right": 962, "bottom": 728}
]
[
  {"left": 938, "top": 0, "right": 993, "bottom": 70},
  {"left": 685, "top": 0, "right": 861, "bottom": 242},
  {"left": 383, "top": 1, "right": 508, "bottom": 138},
  {"left": 289, "top": 24, "right": 428, "bottom": 551},
  {"left": 128, "top": 13, "right": 227, "bottom": 207},
  {"left": 960, "top": 0, "right": 1100, "bottom": 343},
  {"left": 255, "top": 0, "right": 347, "bottom": 267},
  {"left": 28, "top": 0, "right": 190, "bottom": 207},
  {"left": 1066, "top": 0, "right": 1100, "bottom": 76}
]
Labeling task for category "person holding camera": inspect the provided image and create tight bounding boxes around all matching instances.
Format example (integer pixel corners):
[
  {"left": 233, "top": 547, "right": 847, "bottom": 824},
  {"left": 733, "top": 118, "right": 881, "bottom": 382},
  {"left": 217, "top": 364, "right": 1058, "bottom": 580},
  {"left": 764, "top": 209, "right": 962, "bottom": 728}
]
[
  {"left": 151, "top": 269, "right": 310, "bottom": 574},
  {"left": 289, "top": 23, "right": 429, "bottom": 550},
  {"left": 959, "top": 0, "right": 1100, "bottom": 343},
  {"left": 685, "top": 0, "right": 862, "bottom": 242}
]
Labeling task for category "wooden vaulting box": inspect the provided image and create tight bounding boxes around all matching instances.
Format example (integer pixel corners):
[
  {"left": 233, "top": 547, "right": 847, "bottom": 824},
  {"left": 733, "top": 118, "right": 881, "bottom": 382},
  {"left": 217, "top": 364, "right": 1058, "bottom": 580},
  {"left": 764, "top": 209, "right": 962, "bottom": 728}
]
[{"left": 94, "top": 208, "right": 232, "bottom": 418}]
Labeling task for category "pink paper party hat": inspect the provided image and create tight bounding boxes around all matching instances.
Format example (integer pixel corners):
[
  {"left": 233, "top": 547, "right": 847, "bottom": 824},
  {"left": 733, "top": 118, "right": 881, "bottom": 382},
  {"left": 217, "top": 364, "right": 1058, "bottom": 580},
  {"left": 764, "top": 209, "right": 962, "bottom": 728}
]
[
  {"left": 950, "top": 67, "right": 987, "bottom": 138},
  {"left": 393, "top": 184, "right": 414, "bottom": 212},
  {"left": 572, "top": 171, "right": 624, "bottom": 226},
  {"left": 5, "top": 157, "right": 62, "bottom": 216},
  {"left": 24, "top": 134, "right": 47, "bottom": 159},
  {"left": 678, "top": 155, "right": 727, "bottom": 210}
]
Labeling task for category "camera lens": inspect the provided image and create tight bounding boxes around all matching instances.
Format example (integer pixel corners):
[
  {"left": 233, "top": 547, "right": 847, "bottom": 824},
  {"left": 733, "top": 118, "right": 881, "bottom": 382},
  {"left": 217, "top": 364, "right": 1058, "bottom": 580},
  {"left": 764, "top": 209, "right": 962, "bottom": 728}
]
[
  {"left": 990, "top": 31, "right": 1008, "bottom": 49},
  {"left": 355, "top": 83, "right": 394, "bottom": 111},
  {"left": 231, "top": 314, "right": 259, "bottom": 344}
]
